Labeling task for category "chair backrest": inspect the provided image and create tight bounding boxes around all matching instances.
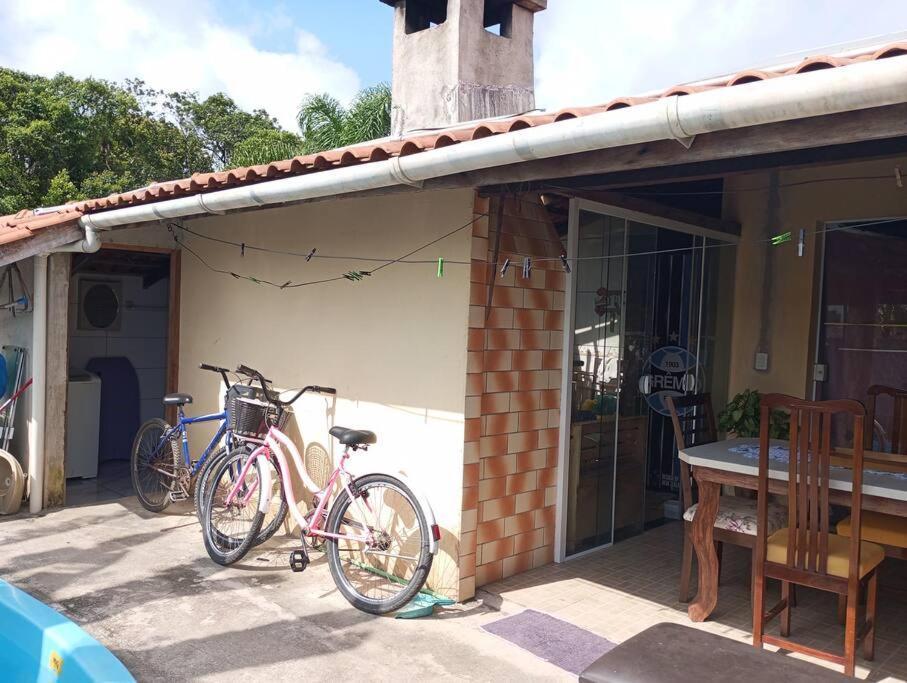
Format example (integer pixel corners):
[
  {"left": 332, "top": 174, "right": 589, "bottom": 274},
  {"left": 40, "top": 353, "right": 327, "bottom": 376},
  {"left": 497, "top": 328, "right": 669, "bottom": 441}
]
[
  {"left": 866, "top": 384, "right": 907, "bottom": 454},
  {"left": 757, "top": 394, "right": 866, "bottom": 578},
  {"left": 665, "top": 393, "right": 718, "bottom": 512}
]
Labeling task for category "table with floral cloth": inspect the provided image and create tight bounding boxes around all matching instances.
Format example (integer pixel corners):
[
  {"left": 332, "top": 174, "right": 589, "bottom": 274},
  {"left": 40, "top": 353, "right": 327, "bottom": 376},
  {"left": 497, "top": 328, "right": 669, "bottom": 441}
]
[{"left": 678, "top": 437, "right": 907, "bottom": 622}]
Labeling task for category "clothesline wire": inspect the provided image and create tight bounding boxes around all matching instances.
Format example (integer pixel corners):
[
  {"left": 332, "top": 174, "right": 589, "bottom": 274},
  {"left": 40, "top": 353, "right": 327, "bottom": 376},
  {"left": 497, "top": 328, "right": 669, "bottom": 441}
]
[
  {"left": 171, "top": 211, "right": 905, "bottom": 289},
  {"left": 169, "top": 212, "right": 488, "bottom": 289}
]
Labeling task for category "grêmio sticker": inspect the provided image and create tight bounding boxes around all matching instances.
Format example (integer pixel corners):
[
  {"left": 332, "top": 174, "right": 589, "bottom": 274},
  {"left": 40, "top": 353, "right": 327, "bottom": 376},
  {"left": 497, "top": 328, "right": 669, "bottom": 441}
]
[{"left": 638, "top": 346, "right": 701, "bottom": 416}]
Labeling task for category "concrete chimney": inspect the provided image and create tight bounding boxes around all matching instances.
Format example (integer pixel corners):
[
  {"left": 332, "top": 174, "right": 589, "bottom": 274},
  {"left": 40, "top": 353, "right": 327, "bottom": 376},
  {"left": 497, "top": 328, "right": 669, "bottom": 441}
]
[{"left": 379, "top": 0, "right": 547, "bottom": 135}]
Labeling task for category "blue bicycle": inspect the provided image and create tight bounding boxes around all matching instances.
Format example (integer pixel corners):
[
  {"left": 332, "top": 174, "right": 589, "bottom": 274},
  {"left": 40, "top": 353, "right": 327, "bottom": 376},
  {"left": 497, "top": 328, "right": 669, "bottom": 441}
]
[{"left": 130, "top": 362, "right": 253, "bottom": 513}]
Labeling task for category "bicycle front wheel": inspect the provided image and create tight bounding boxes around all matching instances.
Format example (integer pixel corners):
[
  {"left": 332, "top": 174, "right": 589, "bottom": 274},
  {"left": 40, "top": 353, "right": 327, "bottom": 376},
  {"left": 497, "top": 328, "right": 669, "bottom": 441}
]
[
  {"left": 325, "top": 474, "right": 433, "bottom": 614},
  {"left": 130, "top": 418, "right": 173, "bottom": 512},
  {"left": 196, "top": 447, "right": 287, "bottom": 547},
  {"left": 202, "top": 448, "right": 265, "bottom": 566}
]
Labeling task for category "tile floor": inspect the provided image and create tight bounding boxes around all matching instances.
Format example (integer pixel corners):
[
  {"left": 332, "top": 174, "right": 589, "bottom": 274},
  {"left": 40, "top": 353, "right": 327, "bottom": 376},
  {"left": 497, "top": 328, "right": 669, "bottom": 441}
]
[
  {"left": 481, "top": 522, "right": 907, "bottom": 681},
  {"left": 65, "top": 460, "right": 134, "bottom": 506}
]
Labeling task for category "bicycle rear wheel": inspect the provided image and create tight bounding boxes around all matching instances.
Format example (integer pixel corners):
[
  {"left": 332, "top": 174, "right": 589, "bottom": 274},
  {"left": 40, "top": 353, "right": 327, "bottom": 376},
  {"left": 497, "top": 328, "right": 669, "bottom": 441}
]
[
  {"left": 325, "top": 473, "right": 433, "bottom": 614},
  {"left": 130, "top": 418, "right": 173, "bottom": 512},
  {"left": 202, "top": 448, "right": 265, "bottom": 566}
]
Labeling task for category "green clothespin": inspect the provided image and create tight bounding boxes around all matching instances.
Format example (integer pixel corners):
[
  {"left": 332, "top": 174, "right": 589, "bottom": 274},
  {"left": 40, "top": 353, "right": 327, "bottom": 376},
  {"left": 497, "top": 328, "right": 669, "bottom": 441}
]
[
  {"left": 437, "top": 257, "right": 444, "bottom": 278},
  {"left": 771, "top": 231, "right": 792, "bottom": 246},
  {"left": 343, "top": 270, "right": 372, "bottom": 282}
]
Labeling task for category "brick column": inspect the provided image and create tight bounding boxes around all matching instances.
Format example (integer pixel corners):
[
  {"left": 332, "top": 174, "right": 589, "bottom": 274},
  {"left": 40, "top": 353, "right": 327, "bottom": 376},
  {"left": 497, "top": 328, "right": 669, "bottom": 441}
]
[{"left": 459, "top": 192, "right": 566, "bottom": 600}]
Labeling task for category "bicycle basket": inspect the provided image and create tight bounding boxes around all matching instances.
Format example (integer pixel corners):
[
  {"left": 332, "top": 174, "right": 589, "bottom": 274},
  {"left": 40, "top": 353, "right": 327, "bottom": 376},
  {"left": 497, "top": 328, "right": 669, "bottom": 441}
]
[{"left": 228, "top": 395, "right": 292, "bottom": 438}]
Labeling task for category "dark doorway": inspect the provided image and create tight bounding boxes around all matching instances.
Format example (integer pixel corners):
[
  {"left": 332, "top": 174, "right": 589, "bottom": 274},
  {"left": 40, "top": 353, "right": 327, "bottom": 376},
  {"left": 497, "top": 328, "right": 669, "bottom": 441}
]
[{"left": 65, "top": 245, "right": 177, "bottom": 505}]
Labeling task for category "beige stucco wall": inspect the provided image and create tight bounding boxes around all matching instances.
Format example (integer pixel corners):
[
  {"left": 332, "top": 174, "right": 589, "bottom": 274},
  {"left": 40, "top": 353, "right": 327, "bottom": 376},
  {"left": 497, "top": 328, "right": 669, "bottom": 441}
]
[
  {"left": 724, "top": 156, "right": 907, "bottom": 400},
  {"left": 176, "top": 189, "right": 475, "bottom": 598}
]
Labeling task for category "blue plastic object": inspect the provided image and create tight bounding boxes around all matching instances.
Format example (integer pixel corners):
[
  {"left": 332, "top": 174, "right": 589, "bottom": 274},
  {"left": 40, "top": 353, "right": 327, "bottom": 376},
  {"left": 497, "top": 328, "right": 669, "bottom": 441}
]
[
  {"left": 395, "top": 591, "right": 455, "bottom": 619},
  {"left": 0, "top": 579, "right": 134, "bottom": 682},
  {"left": 0, "top": 352, "right": 7, "bottom": 398}
]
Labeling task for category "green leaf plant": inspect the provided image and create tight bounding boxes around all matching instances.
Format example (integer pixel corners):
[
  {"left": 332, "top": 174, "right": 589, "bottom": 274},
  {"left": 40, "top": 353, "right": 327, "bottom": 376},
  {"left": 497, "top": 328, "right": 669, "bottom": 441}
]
[{"left": 717, "top": 389, "right": 790, "bottom": 439}]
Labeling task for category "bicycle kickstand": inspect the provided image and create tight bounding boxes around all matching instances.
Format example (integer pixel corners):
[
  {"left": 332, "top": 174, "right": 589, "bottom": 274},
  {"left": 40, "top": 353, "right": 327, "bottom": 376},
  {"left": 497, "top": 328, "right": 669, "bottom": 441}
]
[{"left": 289, "top": 539, "right": 310, "bottom": 573}]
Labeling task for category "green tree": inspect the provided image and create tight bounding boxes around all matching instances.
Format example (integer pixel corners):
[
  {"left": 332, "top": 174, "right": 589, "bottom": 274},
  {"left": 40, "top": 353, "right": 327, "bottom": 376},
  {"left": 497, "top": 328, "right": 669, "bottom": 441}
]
[
  {"left": 297, "top": 83, "right": 391, "bottom": 154},
  {"left": 0, "top": 69, "right": 293, "bottom": 213}
]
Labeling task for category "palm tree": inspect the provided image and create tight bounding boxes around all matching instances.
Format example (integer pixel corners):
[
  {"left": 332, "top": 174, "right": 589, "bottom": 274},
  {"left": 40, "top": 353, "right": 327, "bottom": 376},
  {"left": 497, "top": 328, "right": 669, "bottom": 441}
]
[
  {"left": 297, "top": 83, "right": 391, "bottom": 154},
  {"left": 229, "top": 129, "right": 306, "bottom": 167}
]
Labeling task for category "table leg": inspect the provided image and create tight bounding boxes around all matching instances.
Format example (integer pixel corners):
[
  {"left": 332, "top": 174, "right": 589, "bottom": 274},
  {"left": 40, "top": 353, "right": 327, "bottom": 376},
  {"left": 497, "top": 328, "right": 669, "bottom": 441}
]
[{"left": 688, "top": 476, "right": 720, "bottom": 622}]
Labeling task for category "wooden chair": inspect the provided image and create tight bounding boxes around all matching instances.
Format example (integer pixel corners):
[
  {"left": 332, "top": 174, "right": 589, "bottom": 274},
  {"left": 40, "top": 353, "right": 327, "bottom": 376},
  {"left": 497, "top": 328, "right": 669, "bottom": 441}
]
[
  {"left": 752, "top": 394, "right": 884, "bottom": 677},
  {"left": 666, "top": 394, "right": 786, "bottom": 603},
  {"left": 865, "top": 384, "right": 907, "bottom": 454},
  {"left": 838, "top": 385, "right": 907, "bottom": 560}
]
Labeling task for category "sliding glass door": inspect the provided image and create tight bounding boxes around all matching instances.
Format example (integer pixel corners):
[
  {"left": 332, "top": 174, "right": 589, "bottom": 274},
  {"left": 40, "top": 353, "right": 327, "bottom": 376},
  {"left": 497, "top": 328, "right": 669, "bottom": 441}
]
[{"left": 559, "top": 199, "right": 733, "bottom": 558}]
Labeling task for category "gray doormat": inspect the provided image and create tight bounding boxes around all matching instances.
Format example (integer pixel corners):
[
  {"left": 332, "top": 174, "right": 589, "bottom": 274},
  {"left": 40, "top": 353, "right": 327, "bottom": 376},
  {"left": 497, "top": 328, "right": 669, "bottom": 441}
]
[{"left": 482, "top": 609, "right": 616, "bottom": 675}]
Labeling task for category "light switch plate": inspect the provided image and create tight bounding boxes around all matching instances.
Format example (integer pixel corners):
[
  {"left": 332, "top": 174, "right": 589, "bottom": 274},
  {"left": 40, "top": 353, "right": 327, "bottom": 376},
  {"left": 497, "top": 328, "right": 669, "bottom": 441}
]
[
  {"left": 814, "top": 363, "right": 827, "bottom": 381},
  {"left": 754, "top": 352, "right": 769, "bottom": 371}
]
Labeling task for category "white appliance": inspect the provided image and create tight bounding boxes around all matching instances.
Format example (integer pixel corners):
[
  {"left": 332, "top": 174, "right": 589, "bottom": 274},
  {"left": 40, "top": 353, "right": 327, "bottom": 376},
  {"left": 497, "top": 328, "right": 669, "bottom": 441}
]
[{"left": 65, "top": 371, "right": 101, "bottom": 479}]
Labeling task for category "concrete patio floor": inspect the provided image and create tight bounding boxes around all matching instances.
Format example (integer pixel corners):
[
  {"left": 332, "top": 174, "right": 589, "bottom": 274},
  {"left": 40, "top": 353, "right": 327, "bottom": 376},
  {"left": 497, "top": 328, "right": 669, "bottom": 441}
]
[
  {"left": 9, "top": 494, "right": 907, "bottom": 682},
  {"left": 1, "top": 496, "right": 569, "bottom": 682},
  {"left": 482, "top": 522, "right": 907, "bottom": 682}
]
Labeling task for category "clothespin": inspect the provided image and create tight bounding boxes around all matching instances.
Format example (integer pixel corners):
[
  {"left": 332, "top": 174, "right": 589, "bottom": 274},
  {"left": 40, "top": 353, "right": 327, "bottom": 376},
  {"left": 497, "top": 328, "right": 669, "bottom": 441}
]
[
  {"left": 797, "top": 229, "right": 806, "bottom": 257},
  {"left": 500, "top": 258, "right": 510, "bottom": 278},
  {"left": 560, "top": 254, "right": 571, "bottom": 274},
  {"left": 522, "top": 257, "right": 531, "bottom": 279},
  {"left": 771, "top": 231, "right": 792, "bottom": 246},
  {"left": 343, "top": 271, "right": 372, "bottom": 282},
  {"left": 280, "top": 281, "right": 291, "bottom": 289},
  {"left": 306, "top": 248, "right": 317, "bottom": 262},
  {"left": 896, "top": 166, "right": 903, "bottom": 189},
  {"left": 437, "top": 257, "right": 444, "bottom": 278},
  {"left": 240, "top": 242, "right": 245, "bottom": 257}
]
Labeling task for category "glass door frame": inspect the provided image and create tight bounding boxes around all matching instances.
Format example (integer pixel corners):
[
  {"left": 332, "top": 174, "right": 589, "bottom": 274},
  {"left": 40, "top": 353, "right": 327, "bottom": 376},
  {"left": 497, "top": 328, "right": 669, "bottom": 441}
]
[{"left": 554, "top": 197, "right": 740, "bottom": 562}]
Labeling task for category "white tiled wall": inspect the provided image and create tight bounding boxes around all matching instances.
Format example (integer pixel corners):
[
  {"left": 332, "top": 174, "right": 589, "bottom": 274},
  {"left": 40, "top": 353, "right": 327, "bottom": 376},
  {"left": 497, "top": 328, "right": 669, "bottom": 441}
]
[{"left": 68, "top": 274, "right": 169, "bottom": 424}]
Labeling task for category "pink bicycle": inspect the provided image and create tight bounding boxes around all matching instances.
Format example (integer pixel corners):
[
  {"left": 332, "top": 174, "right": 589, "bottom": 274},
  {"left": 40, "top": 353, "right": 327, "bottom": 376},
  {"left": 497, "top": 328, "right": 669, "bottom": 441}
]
[{"left": 201, "top": 365, "right": 440, "bottom": 615}]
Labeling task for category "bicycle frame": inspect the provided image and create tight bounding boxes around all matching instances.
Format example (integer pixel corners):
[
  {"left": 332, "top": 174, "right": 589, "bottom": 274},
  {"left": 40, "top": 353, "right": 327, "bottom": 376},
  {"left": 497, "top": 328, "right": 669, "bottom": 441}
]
[
  {"left": 227, "top": 425, "right": 373, "bottom": 543},
  {"left": 225, "top": 424, "right": 441, "bottom": 556},
  {"left": 159, "top": 407, "right": 232, "bottom": 477}
]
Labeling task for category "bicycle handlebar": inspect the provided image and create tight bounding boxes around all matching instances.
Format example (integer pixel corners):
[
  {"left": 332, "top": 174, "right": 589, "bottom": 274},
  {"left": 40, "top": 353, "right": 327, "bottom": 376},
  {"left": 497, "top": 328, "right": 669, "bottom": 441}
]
[
  {"left": 199, "top": 362, "right": 230, "bottom": 388},
  {"left": 234, "top": 364, "right": 336, "bottom": 407}
]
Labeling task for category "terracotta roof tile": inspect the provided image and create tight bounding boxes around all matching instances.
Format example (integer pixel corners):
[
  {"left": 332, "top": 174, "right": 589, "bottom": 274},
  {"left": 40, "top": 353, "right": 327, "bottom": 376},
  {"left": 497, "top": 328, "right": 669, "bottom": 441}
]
[{"left": 2, "top": 41, "right": 905, "bottom": 248}]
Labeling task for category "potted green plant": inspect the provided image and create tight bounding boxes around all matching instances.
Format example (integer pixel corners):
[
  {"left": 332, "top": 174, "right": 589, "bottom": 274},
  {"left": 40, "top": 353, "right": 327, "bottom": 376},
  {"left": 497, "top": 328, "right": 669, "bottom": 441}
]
[{"left": 718, "top": 389, "right": 790, "bottom": 439}]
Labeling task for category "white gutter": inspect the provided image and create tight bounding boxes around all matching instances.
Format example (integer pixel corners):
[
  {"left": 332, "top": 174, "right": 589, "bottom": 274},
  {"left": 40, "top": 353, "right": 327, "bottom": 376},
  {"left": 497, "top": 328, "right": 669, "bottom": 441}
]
[
  {"left": 75, "top": 53, "right": 907, "bottom": 232},
  {"left": 27, "top": 255, "right": 47, "bottom": 513}
]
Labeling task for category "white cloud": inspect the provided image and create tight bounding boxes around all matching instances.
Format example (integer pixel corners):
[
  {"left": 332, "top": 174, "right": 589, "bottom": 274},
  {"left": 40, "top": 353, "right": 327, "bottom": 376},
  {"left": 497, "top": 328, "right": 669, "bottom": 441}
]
[
  {"left": 0, "top": 0, "right": 361, "bottom": 131},
  {"left": 535, "top": 0, "right": 907, "bottom": 111}
]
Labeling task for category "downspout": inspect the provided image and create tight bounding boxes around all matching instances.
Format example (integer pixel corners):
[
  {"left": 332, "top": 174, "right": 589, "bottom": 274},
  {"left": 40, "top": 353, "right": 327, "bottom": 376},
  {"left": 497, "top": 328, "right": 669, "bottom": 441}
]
[
  {"left": 53, "top": 222, "right": 101, "bottom": 254},
  {"left": 76, "top": 54, "right": 907, "bottom": 231},
  {"left": 27, "top": 255, "right": 47, "bottom": 513}
]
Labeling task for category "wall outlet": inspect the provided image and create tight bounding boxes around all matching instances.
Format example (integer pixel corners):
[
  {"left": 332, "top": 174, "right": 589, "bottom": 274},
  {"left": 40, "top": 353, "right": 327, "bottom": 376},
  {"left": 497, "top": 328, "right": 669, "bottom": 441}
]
[{"left": 754, "top": 352, "right": 769, "bottom": 372}]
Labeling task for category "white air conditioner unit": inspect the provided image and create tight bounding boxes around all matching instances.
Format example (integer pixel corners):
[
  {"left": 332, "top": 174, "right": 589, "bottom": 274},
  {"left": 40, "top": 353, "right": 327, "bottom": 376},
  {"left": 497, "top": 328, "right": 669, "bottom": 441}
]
[{"left": 77, "top": 279, "right": 122, "bottom": 331}]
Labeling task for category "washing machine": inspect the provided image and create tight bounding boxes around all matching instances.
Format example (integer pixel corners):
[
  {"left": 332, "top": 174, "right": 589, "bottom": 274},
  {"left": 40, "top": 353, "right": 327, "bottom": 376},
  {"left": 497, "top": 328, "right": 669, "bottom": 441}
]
[{"left": 65, "top": 371, "right": 101, "bottom": 479}]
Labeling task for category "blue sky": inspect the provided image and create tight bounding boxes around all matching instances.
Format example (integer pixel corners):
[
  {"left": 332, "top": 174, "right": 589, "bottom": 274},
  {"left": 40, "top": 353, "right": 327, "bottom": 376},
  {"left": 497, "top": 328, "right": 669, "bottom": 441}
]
[
  {"left": 1, "top": 1, "right": 906, "bottom": 132},
  {"left": 222, "top": 1, "right": 393, "bottom": 88}
]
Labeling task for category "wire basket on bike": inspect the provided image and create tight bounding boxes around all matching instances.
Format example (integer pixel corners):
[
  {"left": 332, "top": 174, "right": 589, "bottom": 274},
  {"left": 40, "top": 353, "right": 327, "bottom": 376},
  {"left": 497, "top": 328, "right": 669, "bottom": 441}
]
[{"left": 228, "top": 394, "right": 292, "bottom": 438}]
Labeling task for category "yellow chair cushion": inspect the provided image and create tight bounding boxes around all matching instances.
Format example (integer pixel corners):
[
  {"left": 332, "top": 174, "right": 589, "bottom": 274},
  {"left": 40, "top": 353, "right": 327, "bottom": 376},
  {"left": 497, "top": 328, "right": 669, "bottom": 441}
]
[
  {"left": 838, "top": 511, "right": 907, "bottom": 549},
  {"left": 766, "top": 527, "right": 884, "bottom": 579}
]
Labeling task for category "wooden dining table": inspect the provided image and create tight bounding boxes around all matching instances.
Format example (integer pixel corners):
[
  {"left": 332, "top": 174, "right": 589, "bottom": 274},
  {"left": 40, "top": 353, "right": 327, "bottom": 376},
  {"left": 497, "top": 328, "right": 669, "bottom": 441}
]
[{"left": 678, "top": 437, "right": 907, "bottom": 622}]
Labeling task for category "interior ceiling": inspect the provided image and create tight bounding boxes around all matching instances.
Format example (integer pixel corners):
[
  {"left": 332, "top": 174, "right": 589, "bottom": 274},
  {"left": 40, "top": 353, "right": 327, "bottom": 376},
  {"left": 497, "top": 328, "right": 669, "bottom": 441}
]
[
  {"left": 72, "top": 249, "right": 170, "bottom": 289},
  {"left": 536, "top": 177, "right": 726, "bottom": 237}
]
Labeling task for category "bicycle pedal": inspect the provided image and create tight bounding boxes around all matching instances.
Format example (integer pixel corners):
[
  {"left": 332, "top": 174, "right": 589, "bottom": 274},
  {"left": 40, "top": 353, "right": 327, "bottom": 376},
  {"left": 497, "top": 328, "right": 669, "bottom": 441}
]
[
  {"left": 289, "top": 549, "right": 309, "bottom": 573},
  {"left": 169, "top": 489, "right": 189, "bottom": 502}
]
